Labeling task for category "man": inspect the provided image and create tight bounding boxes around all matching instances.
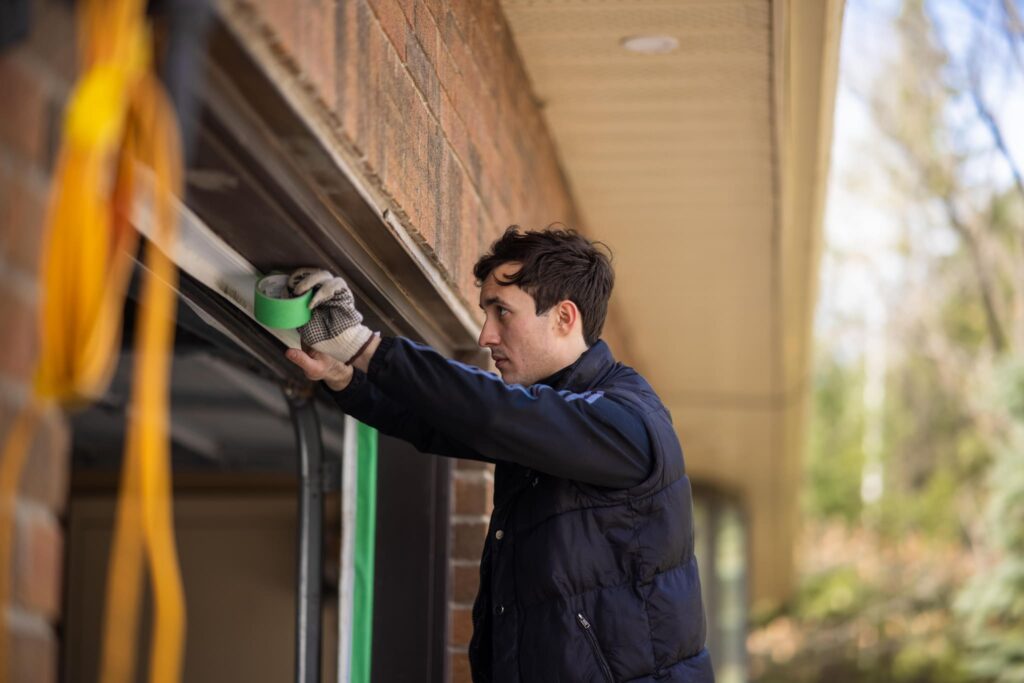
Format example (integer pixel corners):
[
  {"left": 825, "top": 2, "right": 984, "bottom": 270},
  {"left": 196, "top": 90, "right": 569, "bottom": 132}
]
[{"left": 286, "top": 227, "right": 714, "bottom": 682}]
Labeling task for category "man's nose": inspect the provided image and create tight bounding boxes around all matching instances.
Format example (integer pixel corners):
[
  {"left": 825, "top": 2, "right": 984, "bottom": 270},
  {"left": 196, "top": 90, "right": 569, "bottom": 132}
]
[{"left": 478, "top": 319, "right": 499, "bottom": 348}]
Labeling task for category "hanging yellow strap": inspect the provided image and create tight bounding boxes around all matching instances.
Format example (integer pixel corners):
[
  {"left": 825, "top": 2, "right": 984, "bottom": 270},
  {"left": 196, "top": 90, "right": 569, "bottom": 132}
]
[
  {"left": 100, "top": 72, "right": 186, "bottom": 683},
  {"left": 0, "top": 0, "right": 187, "bottom": 680},
  {"left": 0, "top": 405, "right": 41, "bottom": 678}
]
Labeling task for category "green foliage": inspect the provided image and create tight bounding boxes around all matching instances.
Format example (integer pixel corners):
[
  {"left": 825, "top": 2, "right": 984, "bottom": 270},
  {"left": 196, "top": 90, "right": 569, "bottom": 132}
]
[
  {"left": 878, "top": 347, "right": 981, "bottom": 540},
  {"left": 954, "top": 358, "right": 1024, "bottom": 682},
  {"left": 805, "top": 354, "right": 866, "bottom": 523},
  {"left": 794, "top": 565, "right": 874, "bottom": 623},
  {"left": 940, "top": 284, "right": 991, "bottom": 351},
  {"left": 749, "top": 523, "right": 974, "bottom": 683}
]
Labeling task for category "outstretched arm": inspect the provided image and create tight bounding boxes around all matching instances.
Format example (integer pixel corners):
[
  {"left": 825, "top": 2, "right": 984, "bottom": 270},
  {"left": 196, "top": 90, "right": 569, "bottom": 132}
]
[
  {"left": 286, "top": 346, "right": 493, "bottom": 464},
  {"left": 364, "top": 337, "right": 650, "bottom": 488},
  {"left": 281, "top": 268, "right": 649, "bottom": 487}
]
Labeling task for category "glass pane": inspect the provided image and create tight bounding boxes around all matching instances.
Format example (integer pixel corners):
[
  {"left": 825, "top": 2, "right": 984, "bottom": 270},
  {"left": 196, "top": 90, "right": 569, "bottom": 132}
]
[{"left": 715, "top": 503, "right": 747, "bottom": 683}]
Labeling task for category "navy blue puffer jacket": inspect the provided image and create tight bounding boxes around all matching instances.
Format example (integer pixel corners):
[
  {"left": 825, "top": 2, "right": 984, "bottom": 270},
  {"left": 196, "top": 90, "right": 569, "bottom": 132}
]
[{"left": 333, "top": 337, "right": 714, "bottom": 682}]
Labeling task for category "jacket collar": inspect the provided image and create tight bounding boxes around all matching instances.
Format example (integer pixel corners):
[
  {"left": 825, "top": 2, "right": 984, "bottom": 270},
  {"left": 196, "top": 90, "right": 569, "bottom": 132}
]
[{"left": 537, "top": 340, "right": 615, "bottom": 392}]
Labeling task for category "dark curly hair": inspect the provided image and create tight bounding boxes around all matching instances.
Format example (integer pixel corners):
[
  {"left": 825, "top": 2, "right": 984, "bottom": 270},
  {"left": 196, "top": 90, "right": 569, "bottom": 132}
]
[{"left": 473, "top": 225, "right": 614, "bottom": 347}]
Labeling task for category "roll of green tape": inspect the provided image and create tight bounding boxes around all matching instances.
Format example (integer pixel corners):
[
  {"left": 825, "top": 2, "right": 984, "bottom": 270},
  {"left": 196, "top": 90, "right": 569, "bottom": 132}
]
[{"left": 254, "top": 274, "right": 313, "bottom": 329}]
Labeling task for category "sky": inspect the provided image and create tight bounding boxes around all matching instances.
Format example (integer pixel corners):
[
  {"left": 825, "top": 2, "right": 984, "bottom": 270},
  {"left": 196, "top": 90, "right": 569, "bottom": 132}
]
[{"left": 816, "top": 0, "right": 1024, "bottom": 358}]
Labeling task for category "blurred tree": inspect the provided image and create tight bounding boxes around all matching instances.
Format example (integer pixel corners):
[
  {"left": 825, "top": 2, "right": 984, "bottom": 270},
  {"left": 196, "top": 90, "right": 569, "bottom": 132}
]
[
  {"left": 954, "top": 357, "right": 1024, "bottom": 682},
  {"left": 752, "top": 0, "right": 1024, "bottom": 680},
  {"left": 806, "top": 354, "right": 866, "bottom": 523}
]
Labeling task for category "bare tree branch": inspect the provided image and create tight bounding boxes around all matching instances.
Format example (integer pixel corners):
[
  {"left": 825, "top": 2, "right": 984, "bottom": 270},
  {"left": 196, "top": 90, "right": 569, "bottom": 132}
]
[
  {"left": 969, "top": 87, "right": 1024, "bottom": 203},
  {"left": 867, "top": 87, "right": 1011, "bottom": 353},
  {"left": 940, "top": 195, "right": 1009, "bottom": 353}
]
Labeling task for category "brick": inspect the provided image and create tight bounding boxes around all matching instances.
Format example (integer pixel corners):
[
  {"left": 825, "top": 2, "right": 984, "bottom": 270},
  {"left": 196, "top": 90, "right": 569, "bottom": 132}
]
[
  {"left": 439, "top": 148, "right": 465, "bottom": 281},
  {"left": 396, "top": 0, "right": 415, "bottom": 25},
  {"left": 451, "top": 520, "right": 487, "bottom": 560},
  {"left": 450, "top": 605, "right": 474, "bottom": 646},
  {"left": 0, "top": 162, "right": 11, "bottom": 255},
  {"left": 450, "top": 650, "right": 472, "bottom": 683},
  {"left": 6, "top": 623, "right": 57, "bottom": 683},
  {"left": 405, "top": 29, "right": 440, "bottom": 116},
  {"left": 42, "top": 96, "right": 64, "bottom": 175},
  {"left": 0, "top": 285, "right": 39, "bottom": 383},
  {"left": 460, "top": 185, "right": 484, "bottom": 298},
  {"left": 360, "top": 4, "right": 391, "bottom": 175},
  {"left": 3, "top": 170, "right": 48, "bottom": 274},
  {"left": 25, "top": 0, "right": 77, "bottom": 92},
  {"left": 0, "top": 405, "right": 67, "bottom": 512},
  {"left": 468, "top": 3, "right": 501, "bottom": 99},
  {"left": 451, "top": 563, "right": 480, "bottom": 604},
  {"left": 383, "top": 88, "right": 432, "bottom": 240},
  {"left": 435, "top": 38, "right": 463, "bottom": 108},
  {"left": 412, "top": 4, "right": 442, "bottom": 76},
  {"left": 297, "top": 0, "right": 338, "bottom": 108},
  {"left": 474, "top": 165, "right": 495, "bottom": 222},
  {"left": 0, "top": 56, "right": 46, "bottom": 165},
  {"left": 368, "top": 0, "right": 409, "bottom": 62},
  {"left": 443, "top": 21, "right": 476, "bottom": 110},
  {"left": 454, "top": 475, "right": 492, "bottom": 516},
  {"left": 423, "top": 0, "right": 446, "bottom": 27},
  {"left": 426, "top": 123, "right": 448, "bottom": 261},
  {"left": 20, "top": 411, "right": 70, "bottom": 511},
  {"left": 336, "top": 0, "right": 366, "bottom": 148},
  {"left": 13, "top": 507, "right": 63, "bottom": 619},
  {"left": 249, "top": 0, "right": 301, "bottom": 70},
  {"left": 444, "top": 0, "right": 473, "bottom": 44}
]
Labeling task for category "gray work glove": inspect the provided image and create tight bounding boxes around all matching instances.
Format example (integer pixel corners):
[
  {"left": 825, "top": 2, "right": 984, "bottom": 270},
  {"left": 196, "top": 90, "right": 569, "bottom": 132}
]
[{"left": 288, "top": 267, "right": 376, "bottom": 365}]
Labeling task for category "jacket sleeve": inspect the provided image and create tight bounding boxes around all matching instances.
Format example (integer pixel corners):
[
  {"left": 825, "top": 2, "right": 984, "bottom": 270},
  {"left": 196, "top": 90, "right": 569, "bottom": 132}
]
[
  {"left": 331, "top": 366, "right": 496, "bottom": 465},
  {"left": 364, "top": 336, "right": 651, "bottom": 488}
]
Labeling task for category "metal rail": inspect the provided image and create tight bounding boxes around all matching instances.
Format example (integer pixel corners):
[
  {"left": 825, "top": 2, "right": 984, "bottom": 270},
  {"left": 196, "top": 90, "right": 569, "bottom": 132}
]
[{"left": 287, "top": 391, "right": 325, "bottom": 683}]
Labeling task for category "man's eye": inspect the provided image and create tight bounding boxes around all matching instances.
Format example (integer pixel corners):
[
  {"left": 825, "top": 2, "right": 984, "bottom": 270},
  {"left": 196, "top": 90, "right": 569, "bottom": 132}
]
[{"left": 497, "top": 307, "right": 509, "bottom": 318}]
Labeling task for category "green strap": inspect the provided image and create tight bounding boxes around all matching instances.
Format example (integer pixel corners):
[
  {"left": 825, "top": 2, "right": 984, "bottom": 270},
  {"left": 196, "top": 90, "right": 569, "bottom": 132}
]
[{"left": 351, "top": 422, "right": 377, "bottom": 683}]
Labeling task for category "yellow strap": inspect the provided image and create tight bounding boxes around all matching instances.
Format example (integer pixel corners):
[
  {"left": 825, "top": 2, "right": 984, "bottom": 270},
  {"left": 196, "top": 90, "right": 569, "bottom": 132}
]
[
  {"left": 132, "top": 75, "right": 186, "bottom": 683},
  {"left": 0, "top": 0, "right": 188, "bottom": 680},
  {"left": 0, "top": 405, "right": 42, "bottom": 679}
]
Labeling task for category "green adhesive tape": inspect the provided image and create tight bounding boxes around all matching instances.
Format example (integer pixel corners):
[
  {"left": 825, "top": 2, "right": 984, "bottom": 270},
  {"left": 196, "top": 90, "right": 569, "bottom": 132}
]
[{"left": 254, "top": 274, "right": 313, "bottom": 329}]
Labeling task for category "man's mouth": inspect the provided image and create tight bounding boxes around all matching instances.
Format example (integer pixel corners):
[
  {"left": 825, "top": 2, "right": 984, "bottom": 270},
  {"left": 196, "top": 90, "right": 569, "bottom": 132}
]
[{"left": 493, "top": 355, "right": 508, "bottom": 370}]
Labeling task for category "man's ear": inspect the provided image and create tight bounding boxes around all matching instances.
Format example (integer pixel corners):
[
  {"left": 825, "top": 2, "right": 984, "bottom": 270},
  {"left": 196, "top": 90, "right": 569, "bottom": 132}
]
[{"left": 555, "top": 300, "right": 580, "bottom": 336}]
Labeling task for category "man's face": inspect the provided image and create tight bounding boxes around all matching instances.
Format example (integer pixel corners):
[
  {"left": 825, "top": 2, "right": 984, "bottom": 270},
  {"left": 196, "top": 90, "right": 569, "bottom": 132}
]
[{"left": 478, "top": 262, "right": 561, "bottom": 386}]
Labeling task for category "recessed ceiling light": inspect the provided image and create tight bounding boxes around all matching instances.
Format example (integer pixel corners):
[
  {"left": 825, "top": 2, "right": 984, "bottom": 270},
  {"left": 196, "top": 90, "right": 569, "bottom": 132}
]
[{"left": 620, "top": 35, "right": 679, "bottom": 55}]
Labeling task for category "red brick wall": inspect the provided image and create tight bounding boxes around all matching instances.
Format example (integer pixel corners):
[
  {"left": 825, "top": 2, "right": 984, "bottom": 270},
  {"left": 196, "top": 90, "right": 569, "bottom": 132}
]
[
  {"left": 3, "top": 0, "right": 589, "bottom": 680},
  {"left": 0, "top": 1, "right": 76, "bottom": 681},
  {"left": 225, "top": 2, "right": 585, "bottom": 679},
  {"left": 448, "top": 458, "right": 492, "bottom": 678},
  {"left": 229, "top": 0, "right": 581, "bottom": 310}
]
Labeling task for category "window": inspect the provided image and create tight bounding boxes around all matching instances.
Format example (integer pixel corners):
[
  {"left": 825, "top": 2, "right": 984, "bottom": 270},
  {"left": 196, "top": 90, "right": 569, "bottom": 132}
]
[{"left": 693, "top": 488, "right": 748, "bottom": 683}]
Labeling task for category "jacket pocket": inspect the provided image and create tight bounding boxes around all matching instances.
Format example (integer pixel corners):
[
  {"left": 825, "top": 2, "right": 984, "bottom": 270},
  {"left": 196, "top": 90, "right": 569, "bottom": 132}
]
[{"left": 575, "top": 612, "right": 614, "bottom": 683}]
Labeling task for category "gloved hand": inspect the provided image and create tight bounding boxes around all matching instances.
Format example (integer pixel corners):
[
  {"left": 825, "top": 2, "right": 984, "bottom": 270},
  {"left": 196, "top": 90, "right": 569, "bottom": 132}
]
[{"left": 288, "top": 267, "right": 376, "bottom": 365}]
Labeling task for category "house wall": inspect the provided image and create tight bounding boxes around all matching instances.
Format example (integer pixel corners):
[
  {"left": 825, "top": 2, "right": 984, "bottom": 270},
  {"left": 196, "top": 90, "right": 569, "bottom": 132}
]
[
  {"left": 0, "top": 1, "right": 76, "bottom": 680},
  {"left": 225, "top": 0, "right": 583, "bottom": 311},
  {"left": 2, "top": 0, "right": 601, "bottom": 680},
  {"left": 218, "top": 1, "right": 594, "bottom": 678}
]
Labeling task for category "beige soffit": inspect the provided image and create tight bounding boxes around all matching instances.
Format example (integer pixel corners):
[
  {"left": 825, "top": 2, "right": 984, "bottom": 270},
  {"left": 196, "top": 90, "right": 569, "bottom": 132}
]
[{"left": 500, "top": 0, "right": 844, "bottom": 607}]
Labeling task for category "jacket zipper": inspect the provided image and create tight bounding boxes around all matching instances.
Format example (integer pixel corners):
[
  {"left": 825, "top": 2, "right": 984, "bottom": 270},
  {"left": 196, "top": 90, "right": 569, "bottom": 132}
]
[{"left": 576, "top": 612, "right": 614, "bottom": 683}]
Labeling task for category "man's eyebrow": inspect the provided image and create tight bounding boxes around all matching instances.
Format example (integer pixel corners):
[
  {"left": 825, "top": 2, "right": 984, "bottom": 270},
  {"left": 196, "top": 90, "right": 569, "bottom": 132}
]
[{"left": 479, "top": 295, "right": 511, "bottom": 310}]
